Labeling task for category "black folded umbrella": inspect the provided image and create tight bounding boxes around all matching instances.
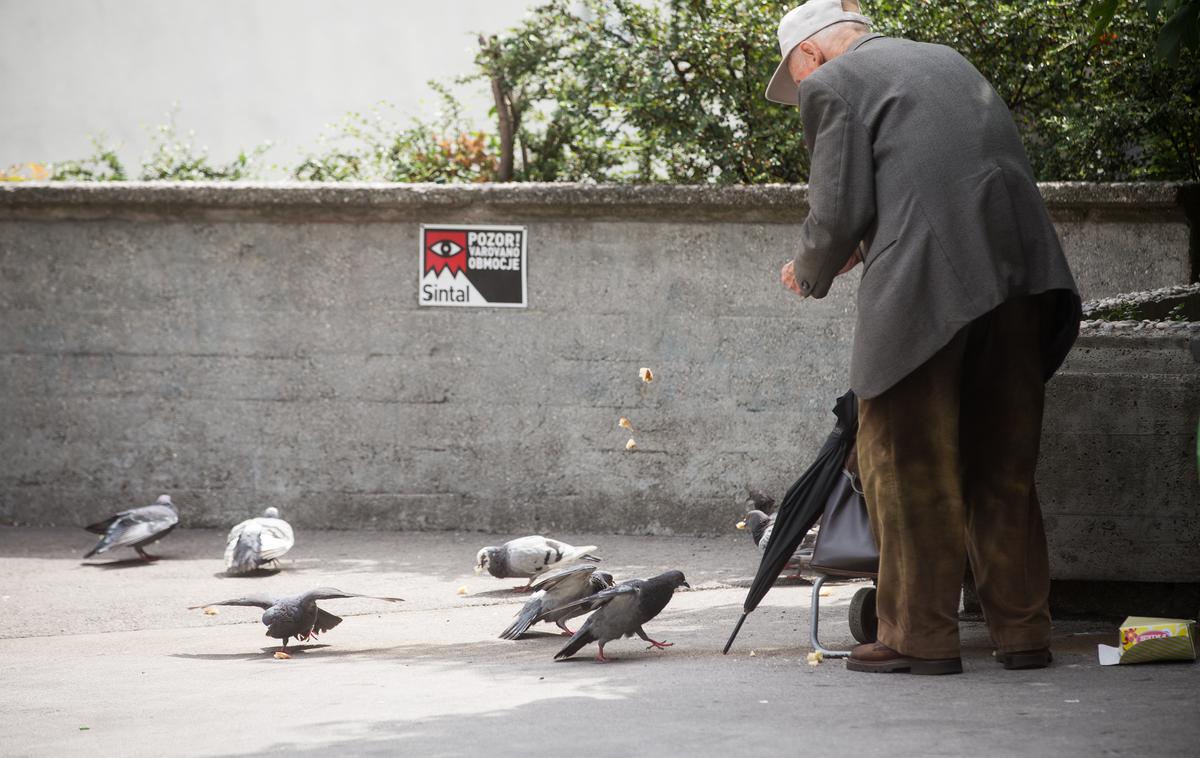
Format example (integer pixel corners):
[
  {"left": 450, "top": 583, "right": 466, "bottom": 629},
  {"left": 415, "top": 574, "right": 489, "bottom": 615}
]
[{"left": 723, "top": 390, "right": 859, "bottom": 654}]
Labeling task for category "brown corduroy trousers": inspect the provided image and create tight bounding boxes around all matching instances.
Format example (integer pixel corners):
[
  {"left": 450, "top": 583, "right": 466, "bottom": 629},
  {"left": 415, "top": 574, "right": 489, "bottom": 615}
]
[{"left": 857, "top": 295, "right": 1053, "bottom": 659}]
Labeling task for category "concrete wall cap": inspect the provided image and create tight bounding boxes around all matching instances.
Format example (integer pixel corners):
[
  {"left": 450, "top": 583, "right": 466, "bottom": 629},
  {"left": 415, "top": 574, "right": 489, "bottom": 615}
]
[{"left": 1, "top": 181, "right": 1193, "bottom": 223}]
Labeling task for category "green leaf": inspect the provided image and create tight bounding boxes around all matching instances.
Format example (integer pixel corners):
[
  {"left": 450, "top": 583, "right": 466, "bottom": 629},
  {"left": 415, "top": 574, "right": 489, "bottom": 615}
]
[{"left": 1156, "top": 2, "right": 1199, "bottom": 60}]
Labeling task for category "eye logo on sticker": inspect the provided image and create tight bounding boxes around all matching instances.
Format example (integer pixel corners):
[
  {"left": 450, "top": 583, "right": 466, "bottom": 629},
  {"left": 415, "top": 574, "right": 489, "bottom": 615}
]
[
  {"left": 424, "top": 231, "right": 468, "bottom": 275},
  {"left": 429, "top": 239, "right": 463, "bottom": 257}
]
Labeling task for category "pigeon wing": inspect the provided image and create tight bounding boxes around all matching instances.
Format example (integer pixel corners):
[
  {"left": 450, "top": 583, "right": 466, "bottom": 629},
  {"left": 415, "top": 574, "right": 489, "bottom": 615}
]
[
  {"left": 502, "top": 538, "right": 562, "bottom": 576},
  {"left": 224, "top": 519, "right": 260, "bottom": 573},
  {"left": 550, "top": 581, "right": 640, "bottom": 617},
  {"left": 587, "top": 586, "right": 646, "bottom": 642},
  {"left": 298, "top": 587, "right": 405, "bottom": 604},
  {"left": 256, "top": 518, "right": 294, "bottom": 561},
  {"left": 84, "top": 510, "right": 129, "bottom": 534},
  {"left": 499, "top": 590, "right": 547, "bottom": 640},
  {"left": 541, "top": 537, "right": 602, "bottom": 564},
  {"left": 529, "top": 564, "right": 598, "bottom": 593},
  {"left": 758, "top": 514, "right": 775, "bottom": 551},
  {"left": 188, "top": 594, "right": 277, "bottom": 610}
]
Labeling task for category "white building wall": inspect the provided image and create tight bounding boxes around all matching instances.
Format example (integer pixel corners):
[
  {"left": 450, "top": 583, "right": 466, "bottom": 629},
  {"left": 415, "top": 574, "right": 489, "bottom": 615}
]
[{"left": 0, "top": 0, "right": 536, "bottom": 173}]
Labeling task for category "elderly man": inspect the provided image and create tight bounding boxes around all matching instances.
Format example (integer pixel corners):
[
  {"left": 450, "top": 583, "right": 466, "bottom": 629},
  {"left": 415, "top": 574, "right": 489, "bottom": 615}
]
[{"left": 768, "top": 0, "right": 1081, "bottom": 674}]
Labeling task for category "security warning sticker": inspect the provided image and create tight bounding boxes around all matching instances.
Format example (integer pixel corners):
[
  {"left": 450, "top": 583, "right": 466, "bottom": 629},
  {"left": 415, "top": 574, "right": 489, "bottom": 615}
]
[{"left": 419, "top": 224, "right": 527, "bottom": 308}]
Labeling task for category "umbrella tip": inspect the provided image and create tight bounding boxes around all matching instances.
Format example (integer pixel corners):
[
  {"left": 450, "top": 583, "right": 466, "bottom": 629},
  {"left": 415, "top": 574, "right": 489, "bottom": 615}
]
[{"left": 722, "top": 612, "right": 750, "bottom": 655}]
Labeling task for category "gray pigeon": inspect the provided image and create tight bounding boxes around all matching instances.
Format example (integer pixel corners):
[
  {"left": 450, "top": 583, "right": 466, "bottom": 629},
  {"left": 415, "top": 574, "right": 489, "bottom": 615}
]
[
  {"left": 476, "top": 535, "right": 602, "bottom": 590},
  {"left": 499, "top": 565, "right": 615, "bottom": 640},
  {"left": 83, "top": 494, "right": 179, "bottom": 560},
  {"left": 554, "top": 570, "right": 689, "bottom": 662},
  {"left": 738, "top": 488, "right": 819, "bottom": 570},
  {"left": 189, "top": 587, "right": 404, "bottom": 652},
  {"left": 224, "top": 507, "right": 295, "bottom": 575}
]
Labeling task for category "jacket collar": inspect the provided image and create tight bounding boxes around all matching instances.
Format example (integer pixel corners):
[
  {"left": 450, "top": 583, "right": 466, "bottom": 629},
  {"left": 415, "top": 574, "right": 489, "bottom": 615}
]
[{"left": 847, "top": 33, "right": 884, "bottom": 53}]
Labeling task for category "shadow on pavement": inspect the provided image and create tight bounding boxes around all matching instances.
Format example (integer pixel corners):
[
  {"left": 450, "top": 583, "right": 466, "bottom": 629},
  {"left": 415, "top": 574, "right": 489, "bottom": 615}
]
[
  {"left": 82, "top": 557, "right": 161, "bottom": 569},
  {"left": 212, "top": 568, "right": 284, "bottom": 579},
  {"left": 168, "top": 644, "right": 440, "bottom": 662}
]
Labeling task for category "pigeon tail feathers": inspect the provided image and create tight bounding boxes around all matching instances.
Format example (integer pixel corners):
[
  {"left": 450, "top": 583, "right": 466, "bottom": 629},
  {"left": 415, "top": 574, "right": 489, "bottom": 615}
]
[
  {"left": 84, "top": 514, "right": 121, "bottom": 535},
  {"left": 561, "top": 545, "right": 601, "bottom": 563},
  {"left": 228, "top": 530, "right": 262, "bottom": 574},
  {"left": 83, "top": 539, "right": 108, "bottom": 558},
  {"left": 499, "top": 594, "right": 545, "bottom": 640},
  {"left": 313, "top": 608, "right": 343, "bottom": 635},
  {"left": 554, "top": 627, "right": 597, "bottom": 660}
]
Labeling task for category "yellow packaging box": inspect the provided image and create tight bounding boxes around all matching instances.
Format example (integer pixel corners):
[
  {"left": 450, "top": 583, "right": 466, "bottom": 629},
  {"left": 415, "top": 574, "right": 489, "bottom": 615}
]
[{"left": 1098, "top": 616, "right": 1197, "bottom": 666}]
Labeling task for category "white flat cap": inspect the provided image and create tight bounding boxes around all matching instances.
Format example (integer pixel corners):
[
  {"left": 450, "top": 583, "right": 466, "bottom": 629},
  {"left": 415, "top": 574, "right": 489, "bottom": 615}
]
[{"left": 765, "top": 0, "right": 872, "bottom": 105}]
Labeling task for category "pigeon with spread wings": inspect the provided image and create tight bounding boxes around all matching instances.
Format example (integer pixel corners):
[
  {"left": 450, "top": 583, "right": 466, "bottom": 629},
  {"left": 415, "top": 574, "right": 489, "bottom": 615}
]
[{"left": 190, "top": 587, "right": 403, "bottom": 652}]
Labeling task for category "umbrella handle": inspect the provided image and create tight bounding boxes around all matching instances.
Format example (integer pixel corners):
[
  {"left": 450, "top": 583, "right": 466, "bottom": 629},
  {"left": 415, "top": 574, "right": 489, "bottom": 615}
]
[{"left": 722, "top": 612, "right": 749, "bottom": 655}]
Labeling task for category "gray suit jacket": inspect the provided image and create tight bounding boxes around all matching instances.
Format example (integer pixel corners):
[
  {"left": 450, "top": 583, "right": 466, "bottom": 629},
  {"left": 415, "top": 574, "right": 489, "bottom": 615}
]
[{"left": 793, "top": 34, "right": 1080, "bottom": 399}]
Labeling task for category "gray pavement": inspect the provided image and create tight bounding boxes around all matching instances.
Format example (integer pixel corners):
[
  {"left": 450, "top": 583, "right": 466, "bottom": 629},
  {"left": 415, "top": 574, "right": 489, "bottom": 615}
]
[{"left": 1, "top": 527, "right": 1197, "bottom": 757}]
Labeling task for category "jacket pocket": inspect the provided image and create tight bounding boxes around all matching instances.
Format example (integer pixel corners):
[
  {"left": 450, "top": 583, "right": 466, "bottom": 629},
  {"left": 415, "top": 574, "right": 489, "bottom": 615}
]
[{"left": 862, "top": 238, "right": 898, "bottom": 278}]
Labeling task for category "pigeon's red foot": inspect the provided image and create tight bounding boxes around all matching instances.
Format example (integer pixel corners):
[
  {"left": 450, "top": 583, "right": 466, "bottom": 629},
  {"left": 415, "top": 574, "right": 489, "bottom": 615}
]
[
  {"left": 560, "top": 630, "right": 574, "bottom": 637},
  {"left": 512, "top": 585, "right": 534, "bottom": 593},
  {"left": 646, "top": 639, "right": 674, "bottom": 649},
  {"left": 595, "top": 644, "right": 611, "bottom": 663}
]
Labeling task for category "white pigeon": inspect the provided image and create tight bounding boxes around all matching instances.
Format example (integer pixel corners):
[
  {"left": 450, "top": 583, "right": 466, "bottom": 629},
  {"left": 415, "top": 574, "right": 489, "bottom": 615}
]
[
  {"left": 475, "top": 535, "right": 602, "bottom": 591},
  {"left": 224, "top": 507, "right": 295, "bottom": 575}
]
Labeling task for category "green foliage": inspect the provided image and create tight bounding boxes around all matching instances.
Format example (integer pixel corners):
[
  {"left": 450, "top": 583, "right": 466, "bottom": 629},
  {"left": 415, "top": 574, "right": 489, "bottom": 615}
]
[
  {"left": 292, "top": 88, "right": 498, "bottom": 182},
  {"left": 139, "top": 113, "right": 270, "bottom": 181},
  {"left": 47, "top": 113, "right": 269, "bottom": 182},
  {"left": 471, "top": 0, "right": 809, "bottom": 183},
  {"left": 872, "top": 1, "right": 1199, "bottom": 181},
  {"left": 50, "top": 137, "right": 127, "bottom": 181},
  {"left": 458, "top": 0, "right": 1199, "bottom": 183},
  {"left": 1090, "top": 0, "right": 1200, "bottom": 62},
  {"left": 1096, "top": 302, "right": 1142, "bottom": 320}
]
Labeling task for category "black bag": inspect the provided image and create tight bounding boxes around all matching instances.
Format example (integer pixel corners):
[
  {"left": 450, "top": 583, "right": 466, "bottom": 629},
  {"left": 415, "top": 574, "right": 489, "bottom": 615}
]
[{"left": 809, "top": 468, "right": 879, "bottom": 577}]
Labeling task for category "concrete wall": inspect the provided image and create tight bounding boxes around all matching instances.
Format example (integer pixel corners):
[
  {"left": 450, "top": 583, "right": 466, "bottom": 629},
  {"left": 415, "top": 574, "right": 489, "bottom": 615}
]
[
  {"left": 1, "top": 183, "right": 1196, "bottom": 580},
  {"left": 1043, "top": 330, "right": 1199, "bottom": 583}
]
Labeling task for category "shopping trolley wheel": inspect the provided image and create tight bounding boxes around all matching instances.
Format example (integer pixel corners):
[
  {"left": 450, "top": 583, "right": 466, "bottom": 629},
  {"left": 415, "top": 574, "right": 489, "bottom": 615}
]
[{"left": 849, "top": 586, "right": 878, "bottom": 644}]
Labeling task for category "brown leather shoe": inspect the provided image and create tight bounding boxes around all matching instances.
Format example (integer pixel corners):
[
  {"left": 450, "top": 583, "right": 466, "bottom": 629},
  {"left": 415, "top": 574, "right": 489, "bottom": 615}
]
[
  {"left": 996, "top": 648, "right": 1052, "bottom": 670},
  {"left": 846, "top": 642, "right": 963, "bottom": 675}
]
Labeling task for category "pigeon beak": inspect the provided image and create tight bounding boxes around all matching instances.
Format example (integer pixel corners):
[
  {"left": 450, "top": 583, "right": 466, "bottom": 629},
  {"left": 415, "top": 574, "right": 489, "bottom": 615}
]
[
  {"left": 474, "top": 566, "right": 483, "bottom": 575},
  {"left": 682, "top": 581, "right": 691, "bottom": 589},
  {"left": 735, "top": 521, "right": 746, "bottom": 530}
]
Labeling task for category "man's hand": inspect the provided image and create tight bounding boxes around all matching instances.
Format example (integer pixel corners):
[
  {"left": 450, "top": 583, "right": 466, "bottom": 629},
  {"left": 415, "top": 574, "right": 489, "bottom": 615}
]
[
  {"left": 781, "top": 247, "right": 864, "bottom": 299},
  {"left": 837, "top": 245, "right": 864, "bottom": 276},
  {"left": 780, "top": 260, "right": 808, "bottom": 298}
]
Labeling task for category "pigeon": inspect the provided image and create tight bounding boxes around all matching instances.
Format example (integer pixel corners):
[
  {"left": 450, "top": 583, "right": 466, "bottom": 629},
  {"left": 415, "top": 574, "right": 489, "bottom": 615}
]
[
  {"left": 83, "top": 494, "right": 179, "bottom": 560},
  {"left": 189, "top": 587, "right": 404, "bottom": 652},
  {"left": 737, "top": 489, "right": 819, "bottom": 570},
  {"left": 499, "top": 564, "right": 615, "bottom": 640},
  {"left": 475, "top": 536, "right": 602, "bottom": 590},
  {"left": 224, "top": 507, "right": 295, "bottom": 575},
  {"left": 554, "top": 570, "right": 689, "bottom": 663}
]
